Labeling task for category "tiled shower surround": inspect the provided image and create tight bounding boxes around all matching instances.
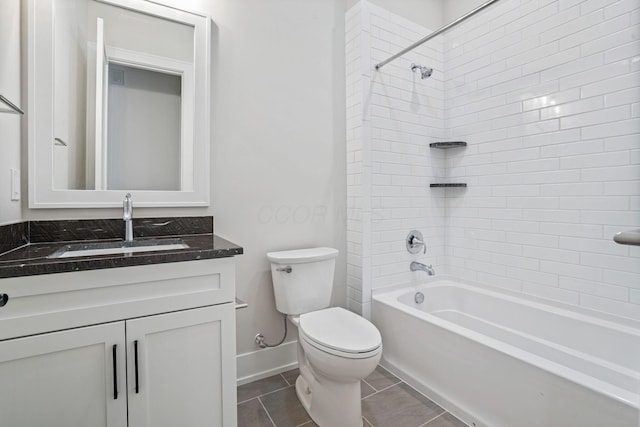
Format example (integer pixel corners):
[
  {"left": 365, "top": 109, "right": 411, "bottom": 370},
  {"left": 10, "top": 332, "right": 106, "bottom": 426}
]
[{"left": 346, "top": 0, "right": 640, "bottom": 319}]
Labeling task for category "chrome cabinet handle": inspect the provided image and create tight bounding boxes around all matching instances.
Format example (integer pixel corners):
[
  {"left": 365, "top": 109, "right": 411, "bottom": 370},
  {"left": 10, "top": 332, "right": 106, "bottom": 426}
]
[{"left": 276, "top": 266, "right": 292, "bottom": 273}]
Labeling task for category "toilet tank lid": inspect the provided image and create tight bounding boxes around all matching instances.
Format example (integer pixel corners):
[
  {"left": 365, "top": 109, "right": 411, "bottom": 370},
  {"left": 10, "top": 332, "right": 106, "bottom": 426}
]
[{"left": 267, "top": 247, "right": 338, "bottom": 264}]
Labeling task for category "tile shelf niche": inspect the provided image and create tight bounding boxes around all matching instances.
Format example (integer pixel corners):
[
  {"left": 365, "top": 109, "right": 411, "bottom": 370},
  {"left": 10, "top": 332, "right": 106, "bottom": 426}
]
[
  {"left": 430, "top": 183, "right": 467, "bottom": 188},
  {"left": 430, "top": 141, "right": 467, "bottom": 188},
  {"left": 429, "top": 141, "right": 467, "bottom": 148}
]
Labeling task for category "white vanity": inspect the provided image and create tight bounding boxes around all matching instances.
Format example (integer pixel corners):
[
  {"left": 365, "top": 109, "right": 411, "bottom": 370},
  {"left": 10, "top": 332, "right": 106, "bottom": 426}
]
[
  {"left": 3, "top": 0, "right": 238, "bottom": 423},
  {"left": 0, "top": 219, "right": 241, "bottom": 427}
]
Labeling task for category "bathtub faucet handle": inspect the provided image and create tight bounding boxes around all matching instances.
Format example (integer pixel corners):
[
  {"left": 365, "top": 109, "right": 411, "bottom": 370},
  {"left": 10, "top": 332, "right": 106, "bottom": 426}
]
[{"left": 407, "top": 230, "right": 426, "bottom": 254}]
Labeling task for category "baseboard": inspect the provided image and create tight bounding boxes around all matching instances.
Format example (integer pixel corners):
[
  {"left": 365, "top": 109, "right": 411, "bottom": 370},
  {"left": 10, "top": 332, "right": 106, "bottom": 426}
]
[{"left": 236, "top": 340, "right": 298, "bottom": 386}]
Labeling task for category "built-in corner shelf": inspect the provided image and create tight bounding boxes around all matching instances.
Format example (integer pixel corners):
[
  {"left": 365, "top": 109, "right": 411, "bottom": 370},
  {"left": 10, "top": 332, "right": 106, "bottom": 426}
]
[
  {"left": 430, "top": 141, "right": 468, "bottom": 189},
  {"left": 429, "top": 141, "right": 467, "bottom": 149},
  {"left": 430, "top": 183, "right": 467, "bottom": 188}
]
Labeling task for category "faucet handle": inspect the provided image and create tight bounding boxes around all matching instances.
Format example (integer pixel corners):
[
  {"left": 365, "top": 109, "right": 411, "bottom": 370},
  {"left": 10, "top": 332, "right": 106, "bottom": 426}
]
[
  {"left": 406, "top": 230, "right": 426, "bottom": 254},
  {"left": 123, "top": 193, "right": 133, "bottom": 220}
]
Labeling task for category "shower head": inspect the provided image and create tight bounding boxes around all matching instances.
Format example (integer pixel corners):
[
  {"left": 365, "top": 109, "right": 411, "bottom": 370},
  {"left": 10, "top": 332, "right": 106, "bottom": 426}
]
[{"left": 411, "top": 63, "right": 433, "bottom": 79}]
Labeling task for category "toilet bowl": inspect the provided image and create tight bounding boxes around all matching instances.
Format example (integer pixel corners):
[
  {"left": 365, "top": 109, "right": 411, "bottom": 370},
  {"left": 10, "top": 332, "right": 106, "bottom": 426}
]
[
  {"left": 291, "top": 307, "right": 382, "bottom": 427},
  {"left": 267, "top": 248, "right": 383, "bottom": 427}
]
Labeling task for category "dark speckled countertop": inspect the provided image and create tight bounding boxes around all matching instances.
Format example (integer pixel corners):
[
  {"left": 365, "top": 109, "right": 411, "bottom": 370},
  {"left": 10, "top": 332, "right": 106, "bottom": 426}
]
[{"left": 0, "top": 217, "right": 243, "bottom": 279}]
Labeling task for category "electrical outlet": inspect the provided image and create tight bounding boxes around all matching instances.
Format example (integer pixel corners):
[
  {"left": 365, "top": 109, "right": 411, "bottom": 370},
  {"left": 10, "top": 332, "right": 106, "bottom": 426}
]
[{"left": 10, "top": 168, "right": 20, "bottom": 201}]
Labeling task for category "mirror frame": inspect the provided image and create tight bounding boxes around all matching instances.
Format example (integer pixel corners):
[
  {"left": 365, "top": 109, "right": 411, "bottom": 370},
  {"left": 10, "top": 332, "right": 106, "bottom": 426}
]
[{"left": 27, "top": 0, "right": 211, "bottom": 208}]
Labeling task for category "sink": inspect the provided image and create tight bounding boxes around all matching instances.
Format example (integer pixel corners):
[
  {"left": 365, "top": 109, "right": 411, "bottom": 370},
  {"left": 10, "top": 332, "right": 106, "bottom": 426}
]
[{"left": 47, "top": 239, "right": 189, "bottom": 259}]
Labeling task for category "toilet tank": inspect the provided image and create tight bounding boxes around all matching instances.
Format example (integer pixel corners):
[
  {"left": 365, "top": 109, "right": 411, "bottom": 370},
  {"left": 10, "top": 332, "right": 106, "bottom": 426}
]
[{"left": 267, "top": 247, "right": 338, "bottom": 315}]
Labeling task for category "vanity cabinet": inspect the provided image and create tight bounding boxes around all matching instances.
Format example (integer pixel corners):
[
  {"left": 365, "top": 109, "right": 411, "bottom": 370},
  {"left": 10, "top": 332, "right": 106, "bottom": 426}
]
[
  {"left": 0, "top": 258, "right": 238, "bottom": 427},
  {"left": 127, "top": 304, "right": 234, "bottom": 427},
  {"left": 0, "top": 322, "right": 127, "bottom": 427}
]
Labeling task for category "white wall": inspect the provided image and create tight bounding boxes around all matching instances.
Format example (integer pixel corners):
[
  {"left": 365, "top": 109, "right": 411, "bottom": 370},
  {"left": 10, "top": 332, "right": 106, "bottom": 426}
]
[
  {"left": 346, "top": 2, "right": 446, "bottom": 318},
  {"left": 347, "top": 0, "right": 444, "bottom": 32},
  {"left": 0, "top": 0, "right": 22, "bottom": 225},
  {"left": 443, "top": 0, "right": 487, "bottom": 23},
  {"left": 20, "top": 0, "right": 348, "bottom": 376},
  {"left": 199, "top": 0, "right": 348, "bottom": 359},
  {"left": 443, "top": 0, "right": 640, "bottom": 319}
]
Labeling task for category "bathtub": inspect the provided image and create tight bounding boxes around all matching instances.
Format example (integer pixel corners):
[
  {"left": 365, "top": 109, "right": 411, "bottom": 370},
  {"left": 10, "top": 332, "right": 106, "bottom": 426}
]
[{"left": 372, "top": 277, "right": 640, "bottom": 427}]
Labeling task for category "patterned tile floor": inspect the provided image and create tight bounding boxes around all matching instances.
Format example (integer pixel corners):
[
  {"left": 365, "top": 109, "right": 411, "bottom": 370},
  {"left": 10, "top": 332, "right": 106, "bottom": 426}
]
[{"left": 237, "top": 365, "right": 468, "bottom": 427}]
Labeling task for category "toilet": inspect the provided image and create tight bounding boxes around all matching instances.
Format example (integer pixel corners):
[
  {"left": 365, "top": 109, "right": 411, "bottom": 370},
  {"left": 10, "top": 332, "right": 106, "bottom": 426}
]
[{"left": 267, "top": 247, "right": 382, "bottom": 427}]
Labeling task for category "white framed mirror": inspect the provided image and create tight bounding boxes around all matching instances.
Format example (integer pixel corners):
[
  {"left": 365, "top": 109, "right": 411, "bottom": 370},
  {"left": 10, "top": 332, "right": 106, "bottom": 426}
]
[{"left": 27, "top": 0, "right": 210, "bottom": 208}]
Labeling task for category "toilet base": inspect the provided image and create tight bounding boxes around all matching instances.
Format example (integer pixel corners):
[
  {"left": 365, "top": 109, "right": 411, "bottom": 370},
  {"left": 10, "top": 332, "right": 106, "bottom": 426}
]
[{"left": 295, "top": 374, "right": 363, "bottom": 427}]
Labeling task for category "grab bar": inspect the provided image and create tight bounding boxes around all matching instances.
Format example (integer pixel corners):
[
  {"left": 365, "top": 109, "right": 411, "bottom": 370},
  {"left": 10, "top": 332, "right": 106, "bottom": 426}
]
[
  {"left": 613, "top": 229, "right": 640, "bottom": 246},
  {"left": 0, "top": 94, "right": 24, "bottom": 115}
]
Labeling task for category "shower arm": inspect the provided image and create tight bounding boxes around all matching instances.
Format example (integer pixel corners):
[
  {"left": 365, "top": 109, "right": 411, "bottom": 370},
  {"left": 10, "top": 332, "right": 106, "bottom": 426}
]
[{"left": 374, "top": 0, "right": 501, "bottom": 71}]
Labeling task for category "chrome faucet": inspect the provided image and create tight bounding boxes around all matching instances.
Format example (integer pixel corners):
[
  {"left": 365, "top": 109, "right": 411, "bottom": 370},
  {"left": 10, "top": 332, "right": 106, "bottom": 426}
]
[
  {"left": 123, "top": 193, "right": 133, "bottom": 242},
  {"left": 410, "top": 261, "right": 435, "bottom": 276}
]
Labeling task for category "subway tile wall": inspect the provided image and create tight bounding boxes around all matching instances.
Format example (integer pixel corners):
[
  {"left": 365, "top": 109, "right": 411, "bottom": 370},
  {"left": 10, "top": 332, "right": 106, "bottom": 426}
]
[
  {"left": 444, "top": 0, "right": 640, "bottom": 319},
  {"left": 346, "top": 1, "right": 446, "bottom": 318},
  {"left": 347, "top": 0, "right": 640, "bottom": 320}
]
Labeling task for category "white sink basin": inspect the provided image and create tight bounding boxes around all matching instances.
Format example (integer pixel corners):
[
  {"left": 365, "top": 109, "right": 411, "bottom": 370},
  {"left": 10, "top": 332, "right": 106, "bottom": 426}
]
[{"left": 48, "top": 240, "right": 189, "bottom": 259}]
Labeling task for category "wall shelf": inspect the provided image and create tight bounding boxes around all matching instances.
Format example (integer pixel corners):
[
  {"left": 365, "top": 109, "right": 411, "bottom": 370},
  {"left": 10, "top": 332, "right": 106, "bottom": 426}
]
[
  {"left": 430, "top": 141, "right": 467, "bottom": 189},
  {"left": 429, "top": 141, "right": 467, "bottom": 148},
  {"left": 430, "top": 183, "right": 467, "bottom": 188}
]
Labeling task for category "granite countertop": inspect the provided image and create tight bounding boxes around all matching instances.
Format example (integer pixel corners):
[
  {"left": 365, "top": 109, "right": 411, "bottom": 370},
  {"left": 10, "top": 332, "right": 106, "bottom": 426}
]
[{"left": 0, "top": 217, "right": 243, "bottom": 279}]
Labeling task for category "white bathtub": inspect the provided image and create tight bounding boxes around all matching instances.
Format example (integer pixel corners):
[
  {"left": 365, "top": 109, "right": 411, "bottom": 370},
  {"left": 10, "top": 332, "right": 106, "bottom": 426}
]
[{"left": 372, "top": 277, "right": 640, "bottom": 427}]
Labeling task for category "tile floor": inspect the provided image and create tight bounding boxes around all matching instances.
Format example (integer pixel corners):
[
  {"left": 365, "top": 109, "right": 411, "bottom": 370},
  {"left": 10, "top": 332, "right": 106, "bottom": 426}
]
[{"left": 237, "top": 365, "right": 468, "bottom": 427}]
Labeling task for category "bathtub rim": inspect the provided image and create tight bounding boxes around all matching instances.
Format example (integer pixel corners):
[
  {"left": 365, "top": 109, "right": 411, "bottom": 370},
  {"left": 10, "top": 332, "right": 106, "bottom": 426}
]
[
  {"left": 372, "top": 276, "right": 640, "bottom": 410},
  {"left": 372, "top": 274, "right": 640, "bottom": 329}
]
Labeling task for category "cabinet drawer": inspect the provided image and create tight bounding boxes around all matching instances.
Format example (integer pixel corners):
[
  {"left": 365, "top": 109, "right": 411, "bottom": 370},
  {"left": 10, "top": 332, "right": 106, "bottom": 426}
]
[{"left": 0, "top": 258, "right": 235, "bottom": 340}]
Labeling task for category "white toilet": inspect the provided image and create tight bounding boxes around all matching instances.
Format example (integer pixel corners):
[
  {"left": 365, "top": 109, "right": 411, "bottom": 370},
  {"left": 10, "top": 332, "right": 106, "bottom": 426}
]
[{"left": 267, "top": 247, "right": 382, "bottom": 427}]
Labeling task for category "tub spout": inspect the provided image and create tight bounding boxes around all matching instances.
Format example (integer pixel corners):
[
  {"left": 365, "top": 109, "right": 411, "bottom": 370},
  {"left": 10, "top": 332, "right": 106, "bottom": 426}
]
[{"left": 410, "top": 261, "right": 435, "bottom": 276}]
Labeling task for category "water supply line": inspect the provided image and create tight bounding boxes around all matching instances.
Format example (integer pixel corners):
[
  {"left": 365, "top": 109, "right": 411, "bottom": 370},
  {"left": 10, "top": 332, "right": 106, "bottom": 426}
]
[{"left": 255, "top": 314, "right": 288, "bottom": 348}]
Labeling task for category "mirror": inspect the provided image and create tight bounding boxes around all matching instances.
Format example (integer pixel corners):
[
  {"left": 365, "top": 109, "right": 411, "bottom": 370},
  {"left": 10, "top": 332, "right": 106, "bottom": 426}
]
[{"left": 28, "top": 0, "right": 210, "bottom": 208}]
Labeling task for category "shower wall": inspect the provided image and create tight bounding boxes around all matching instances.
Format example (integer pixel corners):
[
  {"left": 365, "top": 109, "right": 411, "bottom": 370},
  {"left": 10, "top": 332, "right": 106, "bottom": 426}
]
[
  {"left": 346, "top": 1, "right": 445, "bottom": 318},
  {"left": 443, "top": 0, "right": 640, "bottom": 319},
  {"left": 347, "top": 0, "right": 640, "bottom": 320}
]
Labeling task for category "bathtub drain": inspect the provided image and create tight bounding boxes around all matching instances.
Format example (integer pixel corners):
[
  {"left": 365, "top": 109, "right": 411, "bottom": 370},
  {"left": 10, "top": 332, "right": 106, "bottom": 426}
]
[{"left": 414, "top": 292, "right": 424, "bottom": 304}]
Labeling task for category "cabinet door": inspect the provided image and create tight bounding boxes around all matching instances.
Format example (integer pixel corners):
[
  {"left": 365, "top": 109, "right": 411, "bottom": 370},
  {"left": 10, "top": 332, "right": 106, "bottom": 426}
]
[
  {"left": 126, "top": 303, "right": 237, "bottom": 427},
  {"left": 0, "top": 322, "right": 127, "bottom": 427}
]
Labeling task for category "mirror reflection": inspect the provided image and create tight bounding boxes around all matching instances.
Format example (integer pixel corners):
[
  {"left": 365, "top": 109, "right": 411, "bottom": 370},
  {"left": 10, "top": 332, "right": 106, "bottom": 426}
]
[{"left": 52, "top": 0, "right": 194, "bottom": 191}]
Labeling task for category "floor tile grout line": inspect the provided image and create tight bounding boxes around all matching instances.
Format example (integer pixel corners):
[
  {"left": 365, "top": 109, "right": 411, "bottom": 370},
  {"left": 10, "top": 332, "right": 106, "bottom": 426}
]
[
  {"left": 362, "top": 414, "right": 374, "bottom": 427},
  {"left": 257, "top": 395, "right": 278, "bottom": 427},
  {"left": 247, "top": 384, "right": 293, "bottom": 401},
  {"left": 237, "top": 396, "right": 260, "bottom": 405},
  {"left": 417, "top": 410, "right": 448, "bottom": 427},
  {"left": 361, "top": 380, "right": 404, "bottom": 401},
  {"left": 393, "top": 375, "right": 446, "bottom": 409},
  {"left": 362, "top": 366, "right": 402, "bottom": 392},
  {"left": 361, "top": 377, "right": 377, "bottom": 391},
  {"left": 280, "top": 372, "right": 293, "bottom": 387}
]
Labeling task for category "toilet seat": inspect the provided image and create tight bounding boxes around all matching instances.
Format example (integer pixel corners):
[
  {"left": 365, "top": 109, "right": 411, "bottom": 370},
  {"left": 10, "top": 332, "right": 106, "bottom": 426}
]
[{"left": 299, "top": 307, "right": 382, "bottom": 359}]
